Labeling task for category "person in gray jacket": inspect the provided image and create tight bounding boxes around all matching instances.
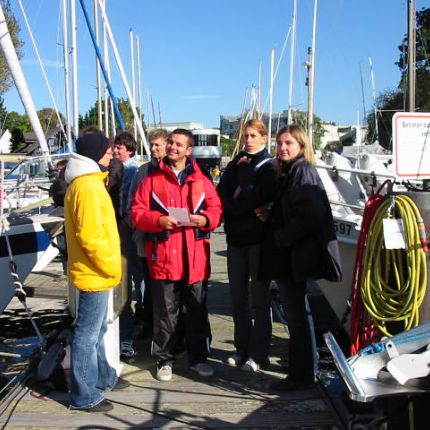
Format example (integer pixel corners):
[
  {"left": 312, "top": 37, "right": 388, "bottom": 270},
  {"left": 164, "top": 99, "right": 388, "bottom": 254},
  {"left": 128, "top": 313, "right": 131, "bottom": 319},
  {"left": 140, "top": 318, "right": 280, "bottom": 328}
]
[{"left": 127, "top": 129, "right": 168, "bottom": 337}]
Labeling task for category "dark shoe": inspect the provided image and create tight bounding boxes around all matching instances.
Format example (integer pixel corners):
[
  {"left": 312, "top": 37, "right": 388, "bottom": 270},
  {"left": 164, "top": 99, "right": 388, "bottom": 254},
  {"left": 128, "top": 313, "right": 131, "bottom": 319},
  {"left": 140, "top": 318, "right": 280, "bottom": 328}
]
[
  {"left": 137, "top": 324, "right": 153, "bottom": 339},
  {"left": 112, "top": 377, "right": 130, "bottom": 391},
  {"left": 81, "top": 399, "right": 113, "bottom": 412},
  {"left": 270, "top": 378, "right": 315, "bottom": 392},
  {"left": 133, "top": 307, "right": 146, "bottom": 323},
  {"left": 171, "top": 341, "right": 186, "bottom": 356}
]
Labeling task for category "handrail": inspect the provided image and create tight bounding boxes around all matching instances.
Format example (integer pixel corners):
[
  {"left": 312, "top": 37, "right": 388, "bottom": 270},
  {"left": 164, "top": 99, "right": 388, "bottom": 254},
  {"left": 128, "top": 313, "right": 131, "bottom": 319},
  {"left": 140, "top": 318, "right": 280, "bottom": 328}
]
[{"left": 316, "top": 162, "right": 397, "bottom": 180}]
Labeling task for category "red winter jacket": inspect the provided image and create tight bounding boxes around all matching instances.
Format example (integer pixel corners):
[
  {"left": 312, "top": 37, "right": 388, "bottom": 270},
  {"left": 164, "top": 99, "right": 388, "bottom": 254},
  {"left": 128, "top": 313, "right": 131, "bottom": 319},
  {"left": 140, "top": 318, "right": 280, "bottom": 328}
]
[{"left": 131, "top": 158, "right": 222, "bottom": 284}]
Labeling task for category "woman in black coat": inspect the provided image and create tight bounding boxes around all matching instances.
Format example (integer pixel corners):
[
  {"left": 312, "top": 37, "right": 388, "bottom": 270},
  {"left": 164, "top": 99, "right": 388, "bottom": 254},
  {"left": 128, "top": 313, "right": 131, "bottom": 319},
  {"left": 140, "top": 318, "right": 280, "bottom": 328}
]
[{"left": 260, "top": 125, "right": 341, "bottom": 391}]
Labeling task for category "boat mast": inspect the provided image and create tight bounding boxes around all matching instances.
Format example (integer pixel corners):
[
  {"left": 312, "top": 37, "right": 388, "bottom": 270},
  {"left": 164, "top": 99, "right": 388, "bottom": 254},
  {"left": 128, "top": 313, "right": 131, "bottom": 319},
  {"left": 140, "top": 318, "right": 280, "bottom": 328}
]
[
  {"left": 17, "top": 0, "right": 67, "bottom": 146},
  {"left": 306, "top": 0, "right": 318, "bottom": 147},
  {"left": 96, "top": 0, "right": 149, "bottom": 155},
  {"left": 136, "top": 34, "right": 144, "bottom": 157},
  {"left": 70, "top": 0, "right": 79, "bottom": 137},
  {"left": 407, "top": 0, "right": 416, "bottom": 112},
  {"left": 369, "top": 57, "right": 379, "bottom": 141},
  {"left": 79, "top": 0, "right": 125, "bottom": 133},
  {"left": 287, "top": 0, "right": 297, "bottom": 124},
  {"left": 130, "top": 28, "right": 137, "bottom": 140},
  {"left": 62, "top": 0, "right": 73, "bottom": 145},
  {"left": 267, "top": 48, "right": 275, "bottom": 151},
  {"left": 0, "top": 4, "right": 51, "bottom": 160},
  {"left": 94, "top": 0, "right": 103, "bottom": 130}
]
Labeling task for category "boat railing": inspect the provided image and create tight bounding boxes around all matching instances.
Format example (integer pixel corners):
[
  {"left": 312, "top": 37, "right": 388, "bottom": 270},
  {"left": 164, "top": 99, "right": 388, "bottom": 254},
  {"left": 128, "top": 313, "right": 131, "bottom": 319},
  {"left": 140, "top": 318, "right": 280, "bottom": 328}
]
[
  {"left": 328, "top": 199, "right": 365, "bottom": 212},
  {"left": 316, "top": 161, "right": 397, "bottom": 181}
]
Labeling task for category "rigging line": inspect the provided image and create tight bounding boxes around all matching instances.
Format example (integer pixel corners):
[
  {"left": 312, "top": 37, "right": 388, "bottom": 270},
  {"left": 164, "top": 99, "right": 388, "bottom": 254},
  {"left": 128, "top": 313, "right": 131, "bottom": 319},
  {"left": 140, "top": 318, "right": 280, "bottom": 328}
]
[{"left": 261, "top": 26, "right": 292, "bottom": 114}]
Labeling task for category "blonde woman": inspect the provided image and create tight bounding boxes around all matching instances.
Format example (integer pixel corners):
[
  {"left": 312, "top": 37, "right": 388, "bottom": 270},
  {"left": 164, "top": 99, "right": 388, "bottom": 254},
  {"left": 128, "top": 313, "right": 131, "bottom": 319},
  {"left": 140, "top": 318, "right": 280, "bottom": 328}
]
[
  {"left": 217, "top": 119, "right": 277, "bottom": 372},
  {"left": 260, "top": 125, "right": 341, "bottom": 391}
]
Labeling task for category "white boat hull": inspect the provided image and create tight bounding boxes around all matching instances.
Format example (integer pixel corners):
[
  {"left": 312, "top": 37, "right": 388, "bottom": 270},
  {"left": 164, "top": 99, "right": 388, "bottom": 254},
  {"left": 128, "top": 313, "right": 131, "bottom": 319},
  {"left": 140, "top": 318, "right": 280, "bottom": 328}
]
[{"left": 0, "top": 214, "right": 63, "bottom": 313}]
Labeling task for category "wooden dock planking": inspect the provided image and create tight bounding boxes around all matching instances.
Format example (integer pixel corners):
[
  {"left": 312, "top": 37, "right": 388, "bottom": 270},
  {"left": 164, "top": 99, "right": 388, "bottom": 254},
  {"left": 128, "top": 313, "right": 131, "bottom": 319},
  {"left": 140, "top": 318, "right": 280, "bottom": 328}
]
[{"left": 0, "top": 228, "right": 341, "bottom": 429}]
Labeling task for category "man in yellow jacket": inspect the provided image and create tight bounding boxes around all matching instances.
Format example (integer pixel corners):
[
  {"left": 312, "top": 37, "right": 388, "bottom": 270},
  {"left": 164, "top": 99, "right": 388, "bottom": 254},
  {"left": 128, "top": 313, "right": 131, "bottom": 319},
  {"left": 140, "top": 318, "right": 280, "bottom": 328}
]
[{"left": 64, "top": 132, "right": 125, "bottom": 412}]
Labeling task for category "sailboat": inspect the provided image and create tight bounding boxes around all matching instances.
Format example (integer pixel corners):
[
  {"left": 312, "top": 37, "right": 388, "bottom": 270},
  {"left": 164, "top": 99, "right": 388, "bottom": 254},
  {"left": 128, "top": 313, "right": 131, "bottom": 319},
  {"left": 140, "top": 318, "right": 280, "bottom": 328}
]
[
  {"left": 0, "top": 4, "right": 65, "bottom": 314},
  {"left": 301, "top": 0, "right": 429, "bottom": 339}
]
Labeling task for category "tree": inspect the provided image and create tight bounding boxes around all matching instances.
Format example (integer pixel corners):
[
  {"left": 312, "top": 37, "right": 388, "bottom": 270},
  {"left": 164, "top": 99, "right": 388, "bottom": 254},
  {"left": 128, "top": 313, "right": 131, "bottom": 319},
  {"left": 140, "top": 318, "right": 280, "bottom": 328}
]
[
  {"left": 367, "top": 6, "right": 430, "bottom": 149},
  {"left": 0, "top": 95, "right": 7, "bottom": 127},
  {"left": 289, "top": 110, "right": 325, "bottom": 149},
  {"left": 9, "top": 127, "right": 26, "bottom": 152},
  {"left": 3, "top": 110, "right": 31, "bottom": 132},
  {"left": 0, "top": 0, "right": 24, "bottom": 95},
  {"left": 37, "top": 107, "right": 65, "bottom": 131},
  {"left": 220, "top": 136, "right": 236, "bottom": 157},
  {"left": 80, "top": 97, "right": 145, "bottom": 134}
]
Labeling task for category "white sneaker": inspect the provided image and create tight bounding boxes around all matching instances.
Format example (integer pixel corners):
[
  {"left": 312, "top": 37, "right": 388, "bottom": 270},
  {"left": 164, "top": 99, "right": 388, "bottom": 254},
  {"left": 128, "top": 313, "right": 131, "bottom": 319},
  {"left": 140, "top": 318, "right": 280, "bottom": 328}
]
[
  {"left": 156, "top": 365, "right": 172, "bottom": 382},
  {"left": 240, "top": 358, "right": 259, "bottom": 372},
  {"left": 190, "top": 362, "right": 214, "bottom": 377},
  {"left": 226, "top": 354, "right": 244, "bottom": 367}
]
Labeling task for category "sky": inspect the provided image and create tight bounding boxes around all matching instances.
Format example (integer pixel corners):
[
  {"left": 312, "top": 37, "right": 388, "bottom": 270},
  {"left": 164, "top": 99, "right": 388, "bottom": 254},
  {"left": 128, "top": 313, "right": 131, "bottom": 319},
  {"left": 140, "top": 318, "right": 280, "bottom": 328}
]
[{"left": 2, "top": 0, "right": 428, "bottom": 129}]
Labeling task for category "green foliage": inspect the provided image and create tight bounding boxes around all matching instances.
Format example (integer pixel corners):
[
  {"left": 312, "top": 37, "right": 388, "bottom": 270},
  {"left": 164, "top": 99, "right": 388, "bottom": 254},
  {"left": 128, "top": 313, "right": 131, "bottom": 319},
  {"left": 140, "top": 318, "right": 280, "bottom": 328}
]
[
  {"left": 3, "top": 110, "right": 31, "bottom": 132},
  {"left": 220, "top": 136, "right": 236, "bottom": 157},
  {"left": 367, "top": 6, "right": 430, "bottom": 149},
  {"left": 279, "top": 110, "right": 325, "bottom": 150},
  {"left": 37, "top": 107, "right": 65, "bottom": 131},
  {"left": 9, "top": 127, "right": 26, "bottom": 152},
  {"left": 0, "top": 0, "right": 24, "bottom": 95},
  {"left": 80, "top": 98, "right": 145, "bottom": 134},
  {"left": 0, "top": 96, "right": 6, "bottom": 126}
]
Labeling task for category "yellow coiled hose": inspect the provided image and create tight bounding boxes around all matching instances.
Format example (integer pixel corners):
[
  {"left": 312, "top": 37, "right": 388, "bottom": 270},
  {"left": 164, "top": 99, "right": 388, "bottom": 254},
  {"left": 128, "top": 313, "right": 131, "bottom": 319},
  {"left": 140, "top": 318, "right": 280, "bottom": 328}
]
[{"left": 361, "top": 194, "right": 428, "bottom": 337}]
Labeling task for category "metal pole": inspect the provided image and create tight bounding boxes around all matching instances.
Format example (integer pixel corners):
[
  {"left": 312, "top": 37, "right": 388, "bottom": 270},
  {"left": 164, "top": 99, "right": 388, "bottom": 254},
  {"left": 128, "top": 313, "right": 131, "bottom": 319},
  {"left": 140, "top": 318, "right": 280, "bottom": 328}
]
[
  {"left": 94, "top": 0, "right": 103, "bottom": 131},
  {"left": 287, "top": 0, "right": 297, "bottom": 124},
  {"left": 130, "top": 28, "right": 137, "bottom": 140},
  {"left": 369, "top": 57, "right": 379, "bottom": 141},
  {"left": 17, "top": 0, "right": 67, "bottom": 143},
  {"left": 136, "top": 35, "right": 143, "bottom": 157},
  {"left": 62, "top": 0, "right": 73, "bottom": 145},
  {"left": 70, "top": 0, "right": 79, "bottom": 137},
  {"left": 96, "top": 0, "right": 149, "bottom": 154},
  {"left": 407, "top": 0, "right": 416, "bottom": 112},
  {"left": 0, "top": 4, "right": 51, "bottom": 159},
  {"left": 78, "top": 0, "right": 125, "bottom": 131},
  {"left": 307, "top": 0, "right": 318, "bottom": 147},
  {"left": 101, "top": 0, "right": 110, "bottom": 135},
  {"left": 268, "top": 48, "right": 275, "bottom": 151}
]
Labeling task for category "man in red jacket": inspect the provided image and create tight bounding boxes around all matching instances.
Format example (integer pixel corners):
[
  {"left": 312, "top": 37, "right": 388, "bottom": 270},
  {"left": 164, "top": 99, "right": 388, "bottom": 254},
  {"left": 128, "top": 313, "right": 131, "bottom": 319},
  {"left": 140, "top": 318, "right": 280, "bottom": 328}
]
[{"left": 131, "top": 129, "right": 222, "bottom": 382}]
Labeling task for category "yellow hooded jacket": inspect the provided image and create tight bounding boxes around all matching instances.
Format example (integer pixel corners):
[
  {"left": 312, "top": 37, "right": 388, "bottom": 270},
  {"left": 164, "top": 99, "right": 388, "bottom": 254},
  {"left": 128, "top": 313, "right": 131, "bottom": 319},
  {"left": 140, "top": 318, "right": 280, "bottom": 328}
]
[{"left": 64, "top": 152, "right": 121, "bottom": 291}]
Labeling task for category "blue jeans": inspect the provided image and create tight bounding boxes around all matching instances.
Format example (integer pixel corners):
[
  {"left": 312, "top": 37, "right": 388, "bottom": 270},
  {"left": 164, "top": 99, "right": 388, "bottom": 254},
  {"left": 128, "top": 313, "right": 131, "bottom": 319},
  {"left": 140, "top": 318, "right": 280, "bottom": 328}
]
[{"left": 70, "top": 290, "right": 117, "bottom": 409}]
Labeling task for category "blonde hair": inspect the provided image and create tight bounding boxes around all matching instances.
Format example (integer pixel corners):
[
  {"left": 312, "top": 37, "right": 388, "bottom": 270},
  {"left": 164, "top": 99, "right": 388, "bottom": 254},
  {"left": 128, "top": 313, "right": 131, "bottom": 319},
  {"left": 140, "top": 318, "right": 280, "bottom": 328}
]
[
  {"left": 276, "top": 125, "right": 315, "bottom": 165},
  {"left": 242, "top": 119, "right": 268, "bottom": 139}
]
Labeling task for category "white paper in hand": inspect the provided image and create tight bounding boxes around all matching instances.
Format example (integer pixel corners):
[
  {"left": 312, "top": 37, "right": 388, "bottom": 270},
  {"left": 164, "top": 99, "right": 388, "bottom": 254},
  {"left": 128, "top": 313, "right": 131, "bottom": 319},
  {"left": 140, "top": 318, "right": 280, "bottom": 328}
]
[{"left": 168, "top": 207, "right": 196, "bottom": 226}]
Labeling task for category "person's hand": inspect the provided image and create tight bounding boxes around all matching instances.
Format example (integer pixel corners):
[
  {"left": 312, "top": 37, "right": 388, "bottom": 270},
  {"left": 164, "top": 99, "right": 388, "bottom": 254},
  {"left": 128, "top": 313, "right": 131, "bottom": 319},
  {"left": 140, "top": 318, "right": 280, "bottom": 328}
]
[
  {"left": 158, "top": 215, "right": 178, "bottom": 230},
  {"left": 189, "top": 214, "right": 207, "bottom": 228},
  {"left": 237, "top": 155, "right": 251, "bottom": 165},
  {"left": 237, "top": 157, "right": 253, "bottom": 187},
  {"left": 254, "top": 207, "right": 268, "bottom": 222}
]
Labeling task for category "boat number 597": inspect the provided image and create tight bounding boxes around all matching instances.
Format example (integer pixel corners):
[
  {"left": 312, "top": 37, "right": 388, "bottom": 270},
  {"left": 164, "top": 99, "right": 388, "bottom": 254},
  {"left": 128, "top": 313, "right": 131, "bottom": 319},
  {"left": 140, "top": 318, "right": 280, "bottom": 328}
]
[{"left": 334, "top": 221, "right": 351, "bottom": 236}]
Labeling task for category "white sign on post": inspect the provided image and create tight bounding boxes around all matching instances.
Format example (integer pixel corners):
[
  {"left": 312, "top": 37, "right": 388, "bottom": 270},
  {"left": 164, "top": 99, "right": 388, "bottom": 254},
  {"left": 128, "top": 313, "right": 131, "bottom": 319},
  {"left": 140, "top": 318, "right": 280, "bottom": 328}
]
[{"left": 392, "top": 112, "right": 430, "bottom": 179}]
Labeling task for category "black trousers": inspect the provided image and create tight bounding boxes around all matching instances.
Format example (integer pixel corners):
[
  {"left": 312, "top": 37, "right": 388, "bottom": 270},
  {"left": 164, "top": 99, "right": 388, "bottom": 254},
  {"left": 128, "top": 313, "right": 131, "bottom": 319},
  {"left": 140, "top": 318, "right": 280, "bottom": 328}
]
[
  {"left": 278, "top": 279, "right": 314, "bottom": 383},
  {"left": 227, "top": 244, "right": 271, "bottom": 363},
  {"left": 151, "top": 279, "right": 211, "bottom": 367}
]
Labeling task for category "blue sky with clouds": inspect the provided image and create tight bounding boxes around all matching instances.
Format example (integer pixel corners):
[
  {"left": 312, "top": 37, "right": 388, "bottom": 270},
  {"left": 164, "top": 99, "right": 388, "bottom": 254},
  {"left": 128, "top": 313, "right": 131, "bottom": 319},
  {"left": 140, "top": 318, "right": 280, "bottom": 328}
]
[{"left": 2, "top": 0, "right": 428, "bottom": 129}]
